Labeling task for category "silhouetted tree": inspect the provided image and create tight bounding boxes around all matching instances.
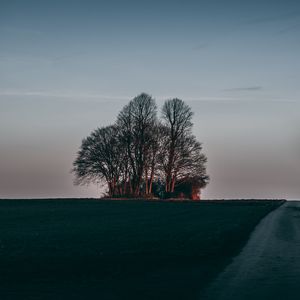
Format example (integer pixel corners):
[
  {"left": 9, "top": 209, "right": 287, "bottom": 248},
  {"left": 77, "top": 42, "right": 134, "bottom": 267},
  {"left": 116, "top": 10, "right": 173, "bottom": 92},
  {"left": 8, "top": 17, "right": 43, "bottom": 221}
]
[
  {"left": 116, "top": 93, "right": 157, "bottom": 196},
  {"left": 73, "top": 93, "right": 209, "bottom": 199},
  {"left": 72, "top": 125, "right": 125, "bottom": 197},
  {"left": 143, "top": 122, "right": 166, "bottom": 195},
  {"left": 160, "top": 98, "right": 194, "bottom": 192},
  {"left": 172, "top": 134, "right": 209, "bottom": 189}
]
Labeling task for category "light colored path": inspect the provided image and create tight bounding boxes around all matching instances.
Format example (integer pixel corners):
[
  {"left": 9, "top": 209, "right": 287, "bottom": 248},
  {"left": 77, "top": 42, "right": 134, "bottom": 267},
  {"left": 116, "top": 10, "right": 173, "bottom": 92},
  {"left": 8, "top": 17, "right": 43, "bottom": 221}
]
[{"left": 201, "top": 201, "right": 300, "bottom": 300}]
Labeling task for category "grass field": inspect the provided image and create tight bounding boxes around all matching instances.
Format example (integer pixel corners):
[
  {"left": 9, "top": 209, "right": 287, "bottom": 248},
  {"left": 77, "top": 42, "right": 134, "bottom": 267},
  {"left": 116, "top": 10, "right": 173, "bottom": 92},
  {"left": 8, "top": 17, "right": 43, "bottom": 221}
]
[{"left": 0, "top": 199, "right": 284, "bottom": 300}]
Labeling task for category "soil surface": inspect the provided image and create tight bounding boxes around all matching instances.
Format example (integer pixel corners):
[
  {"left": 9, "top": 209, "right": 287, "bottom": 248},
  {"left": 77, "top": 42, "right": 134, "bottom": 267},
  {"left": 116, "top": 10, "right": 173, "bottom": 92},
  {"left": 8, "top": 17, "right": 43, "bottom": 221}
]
[{"left": 0, "top": 199, "right": 283, "bottom": 300}]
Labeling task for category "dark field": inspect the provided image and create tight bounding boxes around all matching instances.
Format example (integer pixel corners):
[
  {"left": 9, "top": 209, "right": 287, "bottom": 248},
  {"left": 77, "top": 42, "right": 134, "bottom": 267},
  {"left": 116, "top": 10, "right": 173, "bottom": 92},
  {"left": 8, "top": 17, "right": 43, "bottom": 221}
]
[{"left": 0, "top": 199, "right": 283, "bottom": 300}]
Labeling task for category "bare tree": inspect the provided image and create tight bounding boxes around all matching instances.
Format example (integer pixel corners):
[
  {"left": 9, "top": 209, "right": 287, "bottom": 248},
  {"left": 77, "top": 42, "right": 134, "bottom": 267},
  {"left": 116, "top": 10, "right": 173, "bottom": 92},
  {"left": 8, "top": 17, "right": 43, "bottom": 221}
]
[
  {"left": 72, "top": 125, "right": 125, "bottom": 197},
  {"left": 161, "top": 98, "right": 194, "bottom": 192},
  {"left": 73, "top": 94, "right": 209, "bottom": 199},
  {"left": 143, "top": 122, "right": 166, "bottom": 195},
  {"left": 171, "top": 134, "right": 209, "bottom": 191},
  {"left": 117, "top": 93, "right": 157, "bottom": 196}
]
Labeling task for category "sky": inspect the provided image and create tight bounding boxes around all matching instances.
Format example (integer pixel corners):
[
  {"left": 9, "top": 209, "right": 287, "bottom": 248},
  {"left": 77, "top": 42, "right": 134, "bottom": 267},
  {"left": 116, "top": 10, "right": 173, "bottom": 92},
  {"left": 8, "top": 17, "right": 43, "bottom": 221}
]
[{"left": 1, "top": 0, "right": 300, "bottom": 199}]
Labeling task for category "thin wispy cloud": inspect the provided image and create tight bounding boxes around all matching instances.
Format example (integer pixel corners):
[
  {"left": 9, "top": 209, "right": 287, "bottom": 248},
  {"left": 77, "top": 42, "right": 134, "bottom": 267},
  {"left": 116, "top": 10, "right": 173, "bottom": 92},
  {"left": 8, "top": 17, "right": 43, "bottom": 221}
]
[
  {"left": 243, "top": 11, "right": 300, "bottom": 26},
  {"left": 1, "top": 90, "right": 296, "bottom": 103},
  {"left": 0, "top": 90, "right": 129, "bottom": 101},
  {"left": 0, "top": 90, "right": 239, "bottom": 102},
  {"left": 223, "top": 86, "right": 263, "bottom": 92},
  {"left": 192, "top": 11, "right": 300, "bottom": 53},
  {"left": 192, "top": 44, "right": 208, "bottom": 51},
  {"left": 278, "top": 23, "right": 300, "bottom": 34},
  {"left": 0, "top": 51, "right": 87, "bottom": 65},
  {"left": 0, "top": 26, "right": 43, "bottom": 36}
]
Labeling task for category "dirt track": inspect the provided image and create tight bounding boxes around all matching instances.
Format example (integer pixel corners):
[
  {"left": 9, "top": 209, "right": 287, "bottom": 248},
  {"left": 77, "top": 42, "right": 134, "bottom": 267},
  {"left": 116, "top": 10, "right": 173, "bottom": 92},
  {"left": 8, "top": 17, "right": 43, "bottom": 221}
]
[{"left": 201, "top": 201, "right": 300, "bottom": 300}]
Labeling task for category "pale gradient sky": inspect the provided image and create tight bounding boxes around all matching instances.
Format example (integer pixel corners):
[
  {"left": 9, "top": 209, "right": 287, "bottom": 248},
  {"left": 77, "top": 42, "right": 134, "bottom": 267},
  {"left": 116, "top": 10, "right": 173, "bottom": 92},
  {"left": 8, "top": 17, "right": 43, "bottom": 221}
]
[{"left": 1, "top": 0, "right": 300, "bottom": 199}]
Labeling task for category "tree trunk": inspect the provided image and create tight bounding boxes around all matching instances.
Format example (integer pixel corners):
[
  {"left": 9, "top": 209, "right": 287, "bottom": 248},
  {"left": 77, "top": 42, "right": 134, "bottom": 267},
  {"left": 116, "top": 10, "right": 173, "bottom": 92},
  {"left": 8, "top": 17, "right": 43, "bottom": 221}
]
[
  {"left": 149, "top": 165, "right": 155, "bottom": 194},
  {"left": 122, "top": 180, "right": 127, "bottom": 195},
  {"left": 129, "top": 177, "right": 133, "bottom": 195},
  {"left": 165, "top": 140, "right": 175, "bottom": 192},
  {"left": 108, "top": 182, "right": 113, "bottom": 197},
  {"left": 145, "top": 167, "right": 149, "bottom": 194},
  {"left": 171, "top": 175, "right": 176, "bottom": 193}
]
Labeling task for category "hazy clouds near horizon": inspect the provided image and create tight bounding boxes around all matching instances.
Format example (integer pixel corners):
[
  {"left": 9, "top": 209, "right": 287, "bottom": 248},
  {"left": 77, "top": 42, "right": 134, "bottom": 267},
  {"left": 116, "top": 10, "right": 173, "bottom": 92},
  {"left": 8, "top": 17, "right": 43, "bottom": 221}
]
[
  {"left": 1, "top": 97, "right": 299, "bottom": 199},
  {"left": 1, "top": 0, "right": 300, "bottom": 199}
]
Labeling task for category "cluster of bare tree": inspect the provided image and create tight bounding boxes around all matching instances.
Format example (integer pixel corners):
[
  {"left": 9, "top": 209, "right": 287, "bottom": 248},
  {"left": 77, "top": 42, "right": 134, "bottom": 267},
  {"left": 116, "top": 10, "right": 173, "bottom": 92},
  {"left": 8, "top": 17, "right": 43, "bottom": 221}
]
[{"left": 73, "top": 93, "right": 209, "bottom": 198}]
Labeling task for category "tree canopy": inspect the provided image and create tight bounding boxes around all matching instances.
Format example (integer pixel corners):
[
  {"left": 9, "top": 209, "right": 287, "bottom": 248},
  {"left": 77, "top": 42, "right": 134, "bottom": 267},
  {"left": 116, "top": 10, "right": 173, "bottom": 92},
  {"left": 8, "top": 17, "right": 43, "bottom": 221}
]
[{"left": 73, "top": 93, "right": 209, "bottom": 198}]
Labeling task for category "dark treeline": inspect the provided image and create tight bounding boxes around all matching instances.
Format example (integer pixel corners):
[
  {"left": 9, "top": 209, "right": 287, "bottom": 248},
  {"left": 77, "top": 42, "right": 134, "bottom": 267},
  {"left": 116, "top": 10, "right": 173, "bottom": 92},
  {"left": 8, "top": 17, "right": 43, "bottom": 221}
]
[{"left": 73, "top": 93, "right": 209, "bottom": 198}]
